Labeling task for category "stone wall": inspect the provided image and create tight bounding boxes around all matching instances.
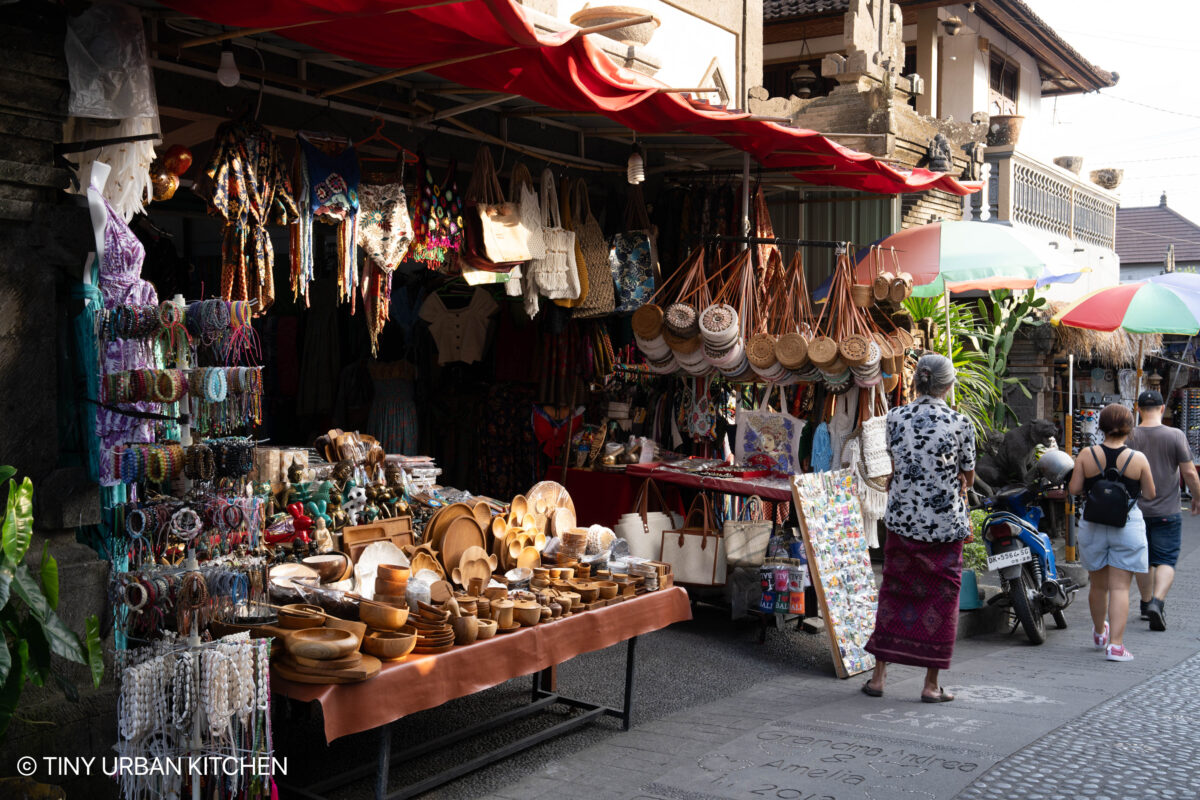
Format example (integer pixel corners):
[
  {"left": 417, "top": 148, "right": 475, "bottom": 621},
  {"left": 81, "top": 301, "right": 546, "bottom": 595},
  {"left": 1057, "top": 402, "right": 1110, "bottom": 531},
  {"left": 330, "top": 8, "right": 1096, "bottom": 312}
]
[{"left": 0, "top": 5, "right": 116, "bottom": 796}]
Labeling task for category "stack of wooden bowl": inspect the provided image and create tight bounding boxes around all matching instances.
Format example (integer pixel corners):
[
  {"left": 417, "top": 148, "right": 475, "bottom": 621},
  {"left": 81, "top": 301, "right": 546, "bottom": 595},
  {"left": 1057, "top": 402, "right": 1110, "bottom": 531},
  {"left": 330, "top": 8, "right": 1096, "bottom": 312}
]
[
  {"left": 373, "top": 563, "right": 410, "bottom": 605},
  {"left": 410, "top": 602, "right": 454, "bottom": 654},
  {"left": 274, "top": 609, "right": 382, "bottom": 684}
]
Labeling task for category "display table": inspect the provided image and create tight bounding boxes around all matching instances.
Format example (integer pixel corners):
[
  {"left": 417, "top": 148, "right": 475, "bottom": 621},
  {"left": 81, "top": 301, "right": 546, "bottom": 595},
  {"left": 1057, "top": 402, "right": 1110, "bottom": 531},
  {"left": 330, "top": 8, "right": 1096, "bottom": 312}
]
[
  {"left": 276, "top": 587, "right": 692, "bottom": 799},
  {"left": 625, "top": 464, "right": 794, "bottom": 502}
]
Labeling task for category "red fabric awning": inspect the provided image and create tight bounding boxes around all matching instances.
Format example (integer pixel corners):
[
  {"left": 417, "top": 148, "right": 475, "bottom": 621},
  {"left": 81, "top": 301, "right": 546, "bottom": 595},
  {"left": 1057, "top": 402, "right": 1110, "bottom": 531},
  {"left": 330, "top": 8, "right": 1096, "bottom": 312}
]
[{"left": 159, "top": 0, "right": 982, "bottom": 196}]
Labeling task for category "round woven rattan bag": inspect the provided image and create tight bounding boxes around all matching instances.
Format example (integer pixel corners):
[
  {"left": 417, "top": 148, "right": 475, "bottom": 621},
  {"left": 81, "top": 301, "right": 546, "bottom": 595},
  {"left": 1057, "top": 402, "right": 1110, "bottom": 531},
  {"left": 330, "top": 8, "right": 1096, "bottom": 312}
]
[
  {"left": 809, "top": 335, "right": 838, "bottom": 369},
  {"left": 839, "top": 333, "right": 871, "bottom": 366},
  {"left": 664, "top": 303, "right": 699, "bottom": 339},
  {"left": 775, "top": 333, "right": 810, "bottom": 369},
  {"left": 747, "top": 333, "right": 778, "bottom": 368},
  {"left": 632, "top": 304, "right": 664, "bottom": 339}
]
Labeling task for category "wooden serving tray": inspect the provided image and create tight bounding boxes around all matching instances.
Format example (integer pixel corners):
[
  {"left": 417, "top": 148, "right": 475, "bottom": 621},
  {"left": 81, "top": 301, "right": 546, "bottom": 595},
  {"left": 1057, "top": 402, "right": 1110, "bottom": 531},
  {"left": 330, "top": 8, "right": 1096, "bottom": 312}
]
[{"left": 273, "top": 654, "right": 381, "bottom": 684}]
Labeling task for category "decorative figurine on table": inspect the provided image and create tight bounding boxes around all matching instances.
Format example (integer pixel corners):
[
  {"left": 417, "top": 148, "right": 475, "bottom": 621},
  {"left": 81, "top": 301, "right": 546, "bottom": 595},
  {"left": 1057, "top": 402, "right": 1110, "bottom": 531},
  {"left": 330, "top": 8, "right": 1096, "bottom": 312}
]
[
  {"left": 343, "top": 483, "right": 368, "bottom": 527},
  {"left": 330, "top": 460, "right": 355, "bottom": 495},
  {"left": 312, "top": 517, "right": 334, "bottom": 553},
  {"left": 327, "top": 493, "right": 349, "bottom": 532},
  {"left": 372, "top": 478, "right": 398, "bottom": 518},
  {"left": 305, "top": 498, "right": 332, "bottom": 531},
  {"left": 363, "top": 482, "right": 388, "bottom": 521},
  {"left": 384, "top": 465, "right": 411, "bottom": 516},
  {"left": 251, "top": 480, "right": 278, "bottom": 516},
  {"left": 285, "top": 502, "right": 313, "bottom": 544},
  {"left": 281, "top": 461, "right": 313, "bottom": 510}
]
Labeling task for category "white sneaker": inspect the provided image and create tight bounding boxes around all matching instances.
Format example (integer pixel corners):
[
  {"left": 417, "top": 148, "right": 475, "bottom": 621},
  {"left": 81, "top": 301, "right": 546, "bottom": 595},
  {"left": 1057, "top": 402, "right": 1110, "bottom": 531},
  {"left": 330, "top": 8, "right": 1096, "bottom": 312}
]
[{"left": 1106, "top": 644, "right": 1134, "bottom": 662}]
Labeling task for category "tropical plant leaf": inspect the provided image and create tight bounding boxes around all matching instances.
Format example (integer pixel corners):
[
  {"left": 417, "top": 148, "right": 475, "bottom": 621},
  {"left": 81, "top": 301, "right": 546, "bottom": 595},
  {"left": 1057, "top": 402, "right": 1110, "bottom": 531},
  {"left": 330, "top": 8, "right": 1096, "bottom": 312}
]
[
  {"left": 0, "top": 561, "right": 11, "bottom": 611},
  {"left": 1, "top": 477, "right": 33, "bottom": 566},
  {"left": 0, "top": 467, "right": 14, "bottom": 486},
  {"left": 85, "top": 615, "right": 104, "bottom": 689},
  {"left": 39, "top": 541, "right": 58, "bottom": 611},
  {"left": 19, "top": 615, "right": 49, "bottom": 687},
  {"left": 51, "top": 665, "right": 80, "bottom": 703},
  {"left": 0, "top": 649, "right": 24, "bottom": 739},
  {"left": 0, "top": 634, "right": 8, "bottom": 687},
  {"left": 11, "top": 566, "right": 86, "bottom": 664}
]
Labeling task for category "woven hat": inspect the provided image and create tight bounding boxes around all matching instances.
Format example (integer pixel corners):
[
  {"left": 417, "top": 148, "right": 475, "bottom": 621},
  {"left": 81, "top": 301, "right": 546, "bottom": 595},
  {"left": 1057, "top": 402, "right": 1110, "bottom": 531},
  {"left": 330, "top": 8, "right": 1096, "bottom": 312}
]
[
  {"left": 632, "top": 304, "right": 664, "bottom": 339},
  {"left": 747, "top": 333, "right": 778, "bottom": 368},
  {"left": 809, "top": 335, "right": 838, "bottom": 369},
  {"left": 775, "top": 333, "right": 809, "bottom": 369}
]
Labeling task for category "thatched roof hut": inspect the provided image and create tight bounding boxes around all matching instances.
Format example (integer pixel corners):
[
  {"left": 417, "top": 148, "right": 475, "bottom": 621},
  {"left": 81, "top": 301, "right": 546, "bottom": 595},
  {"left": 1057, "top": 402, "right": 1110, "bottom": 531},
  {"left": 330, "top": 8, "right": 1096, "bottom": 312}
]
[{"left": 1046, "top": 302, "right": 1161, "bottom": 367}]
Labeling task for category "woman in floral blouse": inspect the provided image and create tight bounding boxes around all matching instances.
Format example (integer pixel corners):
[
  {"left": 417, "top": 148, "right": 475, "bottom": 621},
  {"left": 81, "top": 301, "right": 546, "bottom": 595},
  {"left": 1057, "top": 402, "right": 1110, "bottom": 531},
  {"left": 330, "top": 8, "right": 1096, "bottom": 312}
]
[{"left": 862, "top": 353, "right": 976, "bottom": 703}]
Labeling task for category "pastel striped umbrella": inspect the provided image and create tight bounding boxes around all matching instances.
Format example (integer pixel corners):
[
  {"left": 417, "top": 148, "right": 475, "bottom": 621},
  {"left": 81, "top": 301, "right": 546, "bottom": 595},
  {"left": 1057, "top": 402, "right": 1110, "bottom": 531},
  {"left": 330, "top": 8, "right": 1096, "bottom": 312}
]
[
  {"left": 1050, "top": 276, "right": 1200, "bottom": 334},
  {"left": 851, "top": 220, "right": 1051, "bottom": 298}
]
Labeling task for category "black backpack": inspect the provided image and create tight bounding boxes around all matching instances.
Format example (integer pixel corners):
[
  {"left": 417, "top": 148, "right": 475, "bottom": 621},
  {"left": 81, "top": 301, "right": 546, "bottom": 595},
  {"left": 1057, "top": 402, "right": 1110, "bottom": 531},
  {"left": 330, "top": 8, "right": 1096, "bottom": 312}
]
[{"left": 1082, "top": 447, "right": 1137, "bottom": 528}]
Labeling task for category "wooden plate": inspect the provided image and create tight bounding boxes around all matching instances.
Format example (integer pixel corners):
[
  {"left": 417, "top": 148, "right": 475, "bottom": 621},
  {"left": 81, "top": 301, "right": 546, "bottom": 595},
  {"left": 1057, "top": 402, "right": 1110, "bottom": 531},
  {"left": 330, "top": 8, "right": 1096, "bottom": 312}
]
[
  {"left": 495, "top": 624, "right": 523, "bottom": 635},
  {"left": 440, "top": 517, "right": 486, "bottom": 575},
  {"left": 491, "top": 516, "right": 508, "bottom": 541},
  {"left": 412, "top": 643, "right": 454, "bottom": 655},
  {"left": 549, "top": 507, "right": 576, "bottom": 538},
  {"left": 427, "top": 503, "right": 473, "bottom": 550},
  {"left": 429, "top": 580, "right": 454, "bottom": 604},
  {"left": 516, "top": 546, "right": 541, "bottom": 570}
]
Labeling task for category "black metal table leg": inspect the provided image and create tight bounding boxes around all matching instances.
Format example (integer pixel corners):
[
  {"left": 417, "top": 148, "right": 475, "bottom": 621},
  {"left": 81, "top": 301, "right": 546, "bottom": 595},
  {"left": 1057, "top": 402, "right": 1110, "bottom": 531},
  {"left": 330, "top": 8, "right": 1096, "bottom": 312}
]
[
  {"left": 376, "top": 724, "right": 391, "bottom": 800},
  {"left": 622, "top": 636, "right": 638, "bottom": 731}
]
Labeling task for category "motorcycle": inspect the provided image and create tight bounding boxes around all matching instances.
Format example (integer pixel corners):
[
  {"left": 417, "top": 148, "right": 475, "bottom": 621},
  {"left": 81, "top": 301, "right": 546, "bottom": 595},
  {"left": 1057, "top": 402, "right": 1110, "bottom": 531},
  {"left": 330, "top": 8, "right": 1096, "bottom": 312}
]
[
  {"left": 980, "top": 503, "right": 1078, "bottom": 644},
  {"left": 977, "top": 448, "right": 1080, "bottom": 644}
]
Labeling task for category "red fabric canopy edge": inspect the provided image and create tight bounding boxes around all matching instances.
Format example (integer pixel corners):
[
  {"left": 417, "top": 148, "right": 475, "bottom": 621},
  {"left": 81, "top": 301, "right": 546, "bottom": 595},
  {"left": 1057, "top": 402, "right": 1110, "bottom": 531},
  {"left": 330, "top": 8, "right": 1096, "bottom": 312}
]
[{"left": 158, "top": 0, "right": 983, "bottom": 196}]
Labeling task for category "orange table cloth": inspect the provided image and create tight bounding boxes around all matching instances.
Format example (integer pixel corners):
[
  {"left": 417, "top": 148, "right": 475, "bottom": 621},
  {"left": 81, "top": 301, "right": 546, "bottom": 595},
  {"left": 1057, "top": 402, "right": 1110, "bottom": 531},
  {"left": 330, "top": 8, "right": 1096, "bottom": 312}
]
[{"left": 274, "top": 587, "right": 692, "bottom": 742}]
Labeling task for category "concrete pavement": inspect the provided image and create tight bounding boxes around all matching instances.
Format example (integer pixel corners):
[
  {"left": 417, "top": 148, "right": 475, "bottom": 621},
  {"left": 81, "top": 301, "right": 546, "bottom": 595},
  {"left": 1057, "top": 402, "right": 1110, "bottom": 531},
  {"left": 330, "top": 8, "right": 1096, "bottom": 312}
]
[{"left": 284, "top": 516, "right": 1200, "bottom": 800}]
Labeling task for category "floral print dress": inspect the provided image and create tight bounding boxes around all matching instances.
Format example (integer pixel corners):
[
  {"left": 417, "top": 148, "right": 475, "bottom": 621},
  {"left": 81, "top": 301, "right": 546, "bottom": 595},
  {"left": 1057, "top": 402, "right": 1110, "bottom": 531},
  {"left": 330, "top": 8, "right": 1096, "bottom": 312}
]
[{"left": 883, "top": 395, "right": 976, "bottom": 542}]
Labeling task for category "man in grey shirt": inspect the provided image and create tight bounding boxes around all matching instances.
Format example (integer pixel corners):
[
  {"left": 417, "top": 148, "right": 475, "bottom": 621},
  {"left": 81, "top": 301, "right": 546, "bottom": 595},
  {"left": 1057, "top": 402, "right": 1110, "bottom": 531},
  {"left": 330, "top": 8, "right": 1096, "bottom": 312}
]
[{"left": 1127, "top": 391, "right": 1200, "bottom": 631}]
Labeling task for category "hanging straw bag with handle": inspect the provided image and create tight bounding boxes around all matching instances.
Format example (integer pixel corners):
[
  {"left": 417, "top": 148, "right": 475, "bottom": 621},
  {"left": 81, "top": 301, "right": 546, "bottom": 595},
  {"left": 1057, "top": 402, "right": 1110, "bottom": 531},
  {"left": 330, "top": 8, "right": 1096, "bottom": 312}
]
[
  {"left": 527, "top": 168, "right": 579, "bottom": 301},
  {"left": 610, "top": 185, "right": 658, "bottom": 313},
  {"left": 614, "top": 478, "right": 683, "bottom": 562},
  {"left": 860, "top": 386, "right": 892, "bottom": 479},
  {"left": 661, "top": 493, "right": 727, "bottom": 586},
  {"left": 723, "top": 495, "right": 774, "bottom": 569},
  {"left": 554, "top": 175, "right": 590, "bottom": 309},
  {"left": 570, "top": 178, "right": 616, "bottom": 318},
  {"left": 462, "top": 146, "right": 530, "bottom": 270},
  {"left": 510, "top": 162, "right": 544, "bottom": 260}
]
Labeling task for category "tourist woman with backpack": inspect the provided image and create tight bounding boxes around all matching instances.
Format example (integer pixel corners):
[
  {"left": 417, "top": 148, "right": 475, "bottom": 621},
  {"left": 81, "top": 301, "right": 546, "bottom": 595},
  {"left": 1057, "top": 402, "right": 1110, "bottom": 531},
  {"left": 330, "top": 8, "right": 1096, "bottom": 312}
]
[{"left": 1068, "top": 403, "right": 1156, "bottom": 662}]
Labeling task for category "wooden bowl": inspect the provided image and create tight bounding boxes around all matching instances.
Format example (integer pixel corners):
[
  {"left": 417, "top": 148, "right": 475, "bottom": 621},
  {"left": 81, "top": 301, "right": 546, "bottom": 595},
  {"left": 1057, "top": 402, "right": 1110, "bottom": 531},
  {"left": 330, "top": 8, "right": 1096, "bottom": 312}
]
[
  {"left": 303, "top": 553, "right": 349, "bottom": 583},
  {"left": 513, "top": 600, "right": 541, "bottom": 627},
  {"left": 574, "top": 583, "right": 599, "bottom": 604},
  {"left": 284, "top": 628, "right": 358, "bottom": 660},
  {"left": 476, "top": 618, "right": 498, "bottom": 639},
  {"left": 362, "top": 630, "right": 417, "bottom": 660},
  {"left": 374, "top": 577, "right": 408, "bottom": 597},
  {"left": 597, "top": 581, "right": 619, "bottom": 600},
  {"left": 278, "top": 604, "right": 326, "bottom": 629},
  {"left": 377, "top": 564, "right": 410, "bottom": 582},
  {"left": 451, "top": 615, "right": 479, "bottom": 645},
  {"left": 559, "top": 591, "right": 581, "bottom": 612},
  {"left": 322, "top": 616, "right": 367, "bottom": 648},
  {"left": 358, "top": 601, "right": 410, "bottom": 631},
  {"left": 373, "top": 593, "right": 408, "bottom": 606}
]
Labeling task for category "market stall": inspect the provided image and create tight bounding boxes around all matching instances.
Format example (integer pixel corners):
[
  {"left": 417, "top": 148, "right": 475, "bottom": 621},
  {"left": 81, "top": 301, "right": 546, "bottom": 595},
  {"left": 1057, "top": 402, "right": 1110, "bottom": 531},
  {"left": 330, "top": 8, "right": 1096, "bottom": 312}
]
[{"left": 50, "top": 3, "right": 989, "bottom": 799}]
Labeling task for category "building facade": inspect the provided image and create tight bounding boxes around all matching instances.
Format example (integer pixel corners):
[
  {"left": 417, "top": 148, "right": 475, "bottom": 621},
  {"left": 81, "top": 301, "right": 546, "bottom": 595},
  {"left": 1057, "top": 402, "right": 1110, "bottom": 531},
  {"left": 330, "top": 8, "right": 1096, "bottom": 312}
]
[{"left": 1117, "top": 193, "right": 1200, "bottom": 282}]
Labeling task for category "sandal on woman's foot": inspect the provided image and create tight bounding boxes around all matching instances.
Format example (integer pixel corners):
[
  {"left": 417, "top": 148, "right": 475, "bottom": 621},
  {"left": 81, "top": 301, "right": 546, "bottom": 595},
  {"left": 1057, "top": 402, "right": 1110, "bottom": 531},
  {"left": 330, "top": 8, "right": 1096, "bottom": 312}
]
[
  {"left": 862, "top": 681, "right": 883, "bottom": 697},
  {"left": 1093, "top": 621, "right": 1110, "bottom": 651},
  {"left": 920, "top": 688, "right": 954, "bottom": 703}
]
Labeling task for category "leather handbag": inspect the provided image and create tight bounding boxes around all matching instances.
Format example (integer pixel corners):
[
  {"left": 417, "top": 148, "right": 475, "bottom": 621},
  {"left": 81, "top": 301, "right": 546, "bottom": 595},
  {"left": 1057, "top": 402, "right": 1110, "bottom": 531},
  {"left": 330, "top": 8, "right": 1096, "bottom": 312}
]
[
  {"left": 614, "top": 478, "right": 682, "bottom": 562},
  {"left": 660, "top": 494, "right": 727, "bottom": 586},
  {"left": 462, "top": 146, "right": 530, "bottom": 271},
  {"left": 723, "top": 495, "right": 773, "bottom": 569}
]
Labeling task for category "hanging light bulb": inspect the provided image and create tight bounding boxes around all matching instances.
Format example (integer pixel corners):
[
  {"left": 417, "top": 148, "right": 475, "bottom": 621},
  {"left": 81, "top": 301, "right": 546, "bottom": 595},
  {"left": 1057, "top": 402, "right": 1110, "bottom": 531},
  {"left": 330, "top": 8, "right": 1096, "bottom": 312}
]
[
  {"left": 217, "top": 44, "right": 240, "bottom": 88},
  {"left": 789, "top": 34, "right": 818, "bottom": 99},
  {"left": 626, "top": 141, "right": 645, "bottom": 185}
]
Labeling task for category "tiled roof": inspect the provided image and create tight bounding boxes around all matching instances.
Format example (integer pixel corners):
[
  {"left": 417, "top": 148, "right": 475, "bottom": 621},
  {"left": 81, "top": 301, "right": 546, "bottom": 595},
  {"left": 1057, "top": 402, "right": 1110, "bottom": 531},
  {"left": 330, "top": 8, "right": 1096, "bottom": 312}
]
[
  {"left": 1116, "top": 199, "right": 1200, "bottom": 266},
  {"left": 764, "top": 0, "right": 849, "bottom": 21}
]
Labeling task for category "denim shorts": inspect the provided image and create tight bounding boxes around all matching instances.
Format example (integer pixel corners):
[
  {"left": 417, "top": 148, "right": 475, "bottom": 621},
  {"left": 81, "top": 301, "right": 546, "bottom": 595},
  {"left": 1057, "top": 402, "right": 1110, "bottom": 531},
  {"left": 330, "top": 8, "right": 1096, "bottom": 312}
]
[
  {"left": 1145, "top": 513, "right": 1183, "bottom": 567},
  {"left": 1079, "top": 505, "right": 1148, "bottom": 574}
]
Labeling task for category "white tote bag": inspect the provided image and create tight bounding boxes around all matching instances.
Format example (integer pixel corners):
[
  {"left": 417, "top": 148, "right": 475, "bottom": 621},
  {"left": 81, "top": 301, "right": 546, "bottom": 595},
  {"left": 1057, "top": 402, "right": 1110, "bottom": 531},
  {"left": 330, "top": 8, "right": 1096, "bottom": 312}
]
[
  {"left": 723, "top": 495, "right": 774, "bottom": 569},
  {"left": 614, "top": 478, "right": 682, "bottom": 562},
  {"left": 660, "top": 494, "right": 727, "bottom": 586},
  {"left": 861, "top": 387, "right": 892, "bottom": 479},
  {"left": 734, "top": 385, "right": 804, "bottom": 475}
]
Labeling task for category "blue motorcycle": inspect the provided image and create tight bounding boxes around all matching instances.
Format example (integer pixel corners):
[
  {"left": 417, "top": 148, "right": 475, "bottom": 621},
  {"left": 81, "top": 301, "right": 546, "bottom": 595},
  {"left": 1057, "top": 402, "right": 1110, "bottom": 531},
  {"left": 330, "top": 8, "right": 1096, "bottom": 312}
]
[{"left": 980, "top": 505, "right": 1078, "bottom": 644}]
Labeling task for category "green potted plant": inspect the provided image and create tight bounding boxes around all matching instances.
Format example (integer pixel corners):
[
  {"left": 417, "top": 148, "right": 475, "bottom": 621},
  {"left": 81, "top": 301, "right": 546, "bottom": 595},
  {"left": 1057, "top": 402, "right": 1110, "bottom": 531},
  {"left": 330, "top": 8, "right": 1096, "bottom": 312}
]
[
  {"left": 0, "top": 466, "right": 103, "bottom": 741},
  {"left": 960, "top": 510, "right": 990, "bottom": 610}
]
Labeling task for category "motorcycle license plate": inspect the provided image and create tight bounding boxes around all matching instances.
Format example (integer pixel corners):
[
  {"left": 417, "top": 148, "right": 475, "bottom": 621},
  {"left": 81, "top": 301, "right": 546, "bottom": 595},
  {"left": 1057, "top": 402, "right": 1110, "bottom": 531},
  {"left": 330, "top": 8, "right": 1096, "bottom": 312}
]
[{"left": 987, "top": 548, "right": 1032, "bottom": 571}]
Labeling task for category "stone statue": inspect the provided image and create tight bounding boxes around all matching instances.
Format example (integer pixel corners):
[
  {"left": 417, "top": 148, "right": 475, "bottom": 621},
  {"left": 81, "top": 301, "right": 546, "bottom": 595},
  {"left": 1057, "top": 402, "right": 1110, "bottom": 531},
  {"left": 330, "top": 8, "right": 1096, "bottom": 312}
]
[
  {"left": 925, "top": 133, "right": 953, "bottom": 173},
  {"left": 962, "top": 141, "right": 986, "bottom": 181},
  {"left": 974, "top": 418, "right": 1059, "bottom": 494}
]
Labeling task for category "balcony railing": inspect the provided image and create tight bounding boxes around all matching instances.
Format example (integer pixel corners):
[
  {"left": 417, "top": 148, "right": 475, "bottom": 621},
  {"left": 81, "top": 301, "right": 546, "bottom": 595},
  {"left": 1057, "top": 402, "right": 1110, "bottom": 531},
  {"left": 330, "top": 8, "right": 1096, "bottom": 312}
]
[{"left": 966, "top": 146, "right": 1118, "bottom": 251}]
